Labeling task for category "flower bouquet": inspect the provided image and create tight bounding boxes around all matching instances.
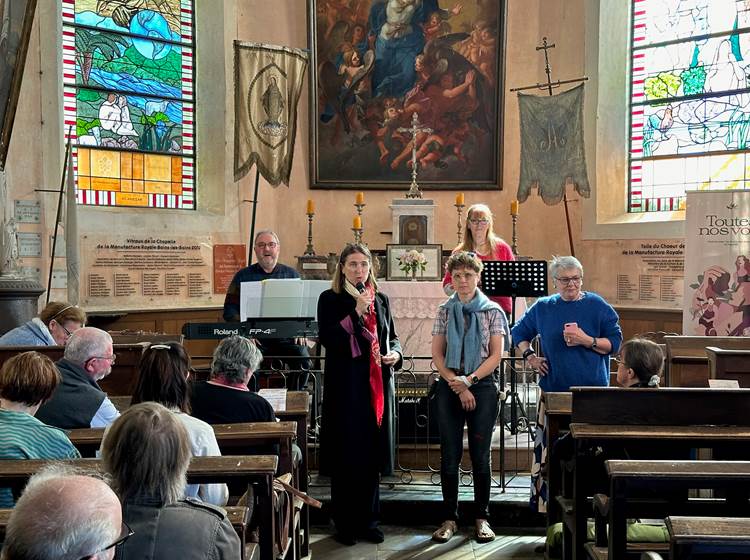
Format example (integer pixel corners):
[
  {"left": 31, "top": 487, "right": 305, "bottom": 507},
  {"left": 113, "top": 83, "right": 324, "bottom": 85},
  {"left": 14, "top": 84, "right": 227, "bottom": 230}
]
[{"left": 398, "top": 249, "right": 427, "bottom": 280}]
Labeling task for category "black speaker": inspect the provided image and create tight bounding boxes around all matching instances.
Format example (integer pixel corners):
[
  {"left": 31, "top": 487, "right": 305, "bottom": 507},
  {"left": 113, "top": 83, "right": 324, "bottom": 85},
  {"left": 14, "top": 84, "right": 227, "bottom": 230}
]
[{"left": 396, "top": 384, "right": 440, "bottom": 443}]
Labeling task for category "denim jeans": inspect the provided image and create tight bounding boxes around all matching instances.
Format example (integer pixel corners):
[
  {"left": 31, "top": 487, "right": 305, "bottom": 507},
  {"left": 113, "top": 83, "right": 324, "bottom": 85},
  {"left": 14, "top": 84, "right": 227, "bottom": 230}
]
[{"left": 434, "top": 377, "right": 499, "bottom": 521}]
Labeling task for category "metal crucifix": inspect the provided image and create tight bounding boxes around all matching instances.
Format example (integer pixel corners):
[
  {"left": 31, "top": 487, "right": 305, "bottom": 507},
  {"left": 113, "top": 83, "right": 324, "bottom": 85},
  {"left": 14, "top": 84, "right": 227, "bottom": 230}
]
[{"left": 397, "top": 112, "right": 432, "bottom": 199}]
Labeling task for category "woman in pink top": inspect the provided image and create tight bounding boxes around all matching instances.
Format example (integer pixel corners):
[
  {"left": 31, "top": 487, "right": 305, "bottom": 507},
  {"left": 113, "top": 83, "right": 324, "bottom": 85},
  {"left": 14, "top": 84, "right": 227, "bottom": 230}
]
[{"left": 442, "top": 203, "right": 515, "bottom": 315}]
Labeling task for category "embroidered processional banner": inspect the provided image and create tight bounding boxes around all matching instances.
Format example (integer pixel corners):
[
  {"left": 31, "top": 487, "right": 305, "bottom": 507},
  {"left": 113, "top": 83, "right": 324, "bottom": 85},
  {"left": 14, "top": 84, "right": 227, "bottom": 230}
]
[
  {"left": 517, "top": 84, "right": 590, "bottom": 205},
  {"left": 234, "top": 42, "right": 309, "bottom": 186}
]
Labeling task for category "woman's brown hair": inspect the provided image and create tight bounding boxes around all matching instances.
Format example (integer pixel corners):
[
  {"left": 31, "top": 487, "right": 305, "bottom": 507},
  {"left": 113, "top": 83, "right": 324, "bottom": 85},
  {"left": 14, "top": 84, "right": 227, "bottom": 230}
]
[
  {"left": 132, "top": 342, "right": 191, "bottom": 413},
  {"left": 0, "top": 351, "right": 60, "bottom": 406},
  {"left": 39, "top": 302, "right": 86, "bottom": 328},
  {"left": 331, "top": 243, "right": 379, "bottom": 294}
]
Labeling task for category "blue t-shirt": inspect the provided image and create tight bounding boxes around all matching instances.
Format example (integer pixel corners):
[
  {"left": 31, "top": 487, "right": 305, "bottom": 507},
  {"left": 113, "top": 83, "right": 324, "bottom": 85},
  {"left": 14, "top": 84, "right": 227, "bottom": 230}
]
[{"left": 511, "top": 292, "right": 622, "bottom": 392}]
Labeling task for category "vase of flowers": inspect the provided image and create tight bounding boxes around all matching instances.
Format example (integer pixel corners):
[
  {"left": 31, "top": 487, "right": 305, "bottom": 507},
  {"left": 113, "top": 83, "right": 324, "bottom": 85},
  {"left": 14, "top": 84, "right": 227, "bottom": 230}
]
[{"left": 398, "top": 249, "right": 427, "bottom": 281}]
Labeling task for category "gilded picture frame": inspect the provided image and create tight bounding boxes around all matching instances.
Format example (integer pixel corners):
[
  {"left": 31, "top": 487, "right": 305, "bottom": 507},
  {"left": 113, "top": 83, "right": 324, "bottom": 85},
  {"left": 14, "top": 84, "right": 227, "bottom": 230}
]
[
  {"left": 386, "top": 243, "right": 443, "bottom": 281},
  {"left": 308, "top": 0, "right": 506, "bottom": 191}
]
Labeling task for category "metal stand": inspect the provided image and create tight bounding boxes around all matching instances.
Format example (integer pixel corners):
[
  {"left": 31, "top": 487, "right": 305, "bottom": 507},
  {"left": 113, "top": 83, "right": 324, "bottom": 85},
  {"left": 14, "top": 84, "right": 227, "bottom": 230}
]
[{"left": 481, "top": 260, "right": 548, "bottom": 434}]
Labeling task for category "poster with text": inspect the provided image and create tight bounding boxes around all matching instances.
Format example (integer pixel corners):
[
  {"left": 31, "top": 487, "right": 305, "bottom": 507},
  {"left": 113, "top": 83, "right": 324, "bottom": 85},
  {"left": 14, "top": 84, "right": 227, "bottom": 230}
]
[
  {"left": 683, "top": 190, "right": 750, "bottom": 335},
  {"left": 80, "top": 235, "right": 219, "bottom": 311}
]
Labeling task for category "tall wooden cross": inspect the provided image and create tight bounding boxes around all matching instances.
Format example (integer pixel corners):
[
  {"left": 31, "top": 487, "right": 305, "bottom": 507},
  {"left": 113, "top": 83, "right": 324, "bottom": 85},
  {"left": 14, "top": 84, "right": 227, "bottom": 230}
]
[{"left": 397, "top": 112, "right": 432, "bottom": 199}]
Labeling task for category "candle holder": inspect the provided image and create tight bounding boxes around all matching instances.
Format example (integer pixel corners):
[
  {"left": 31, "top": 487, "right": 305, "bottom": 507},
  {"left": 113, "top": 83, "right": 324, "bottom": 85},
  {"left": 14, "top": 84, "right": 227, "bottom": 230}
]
[
  {"left": 355, "top": 202, "right": 365, "bottom": 219},
  {"left": 455, "top": 203, "right": 465, "bottom": 245},
  {"left": 304, "top": 212, "right": 316, "bottom": 256},
  {"left": 511, "top": 213, "right": 518, "bottom": 256},
  {"left": 352, "top": 227, "right": 363, "bottom": 244}
]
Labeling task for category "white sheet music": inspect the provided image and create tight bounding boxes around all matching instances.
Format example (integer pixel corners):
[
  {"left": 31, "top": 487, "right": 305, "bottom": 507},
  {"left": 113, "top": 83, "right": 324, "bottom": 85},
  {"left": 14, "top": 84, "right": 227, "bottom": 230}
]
[
  {"left": 258, "top": 388, "right": 287, "bottom": 411},
  {"left": 240, "top": 279, "right": 325, "bottom": 320},
  {"left": 239, "top": 281, "right": 262, "bottom": 321}
]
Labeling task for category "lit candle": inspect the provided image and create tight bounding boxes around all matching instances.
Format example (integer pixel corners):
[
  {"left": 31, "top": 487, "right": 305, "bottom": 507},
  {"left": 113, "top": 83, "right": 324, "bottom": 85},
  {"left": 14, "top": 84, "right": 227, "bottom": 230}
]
[
  {"left": 353, "top": 215, "right": 362, "bottom": 229},
  {"left": 455, "top": 192, "right": 464, "bottom": 206},
  {"left": 511, "top": 200, "right": 519, "bottom": 216},
  {"left": 356, "top": 192, "right": 365, "bottom": 205},
  {"left": 306, "top": 199, "right": 315, "bottom": 214}
]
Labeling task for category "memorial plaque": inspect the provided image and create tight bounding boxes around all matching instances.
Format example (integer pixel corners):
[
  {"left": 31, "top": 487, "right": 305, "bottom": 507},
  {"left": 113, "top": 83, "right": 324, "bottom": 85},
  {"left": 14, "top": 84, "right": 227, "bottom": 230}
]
[
  {"left": 213, "top": 244, "right": 246, "bottom": 294},
  {"left": 14, "top": 200, "right": 40, "bottom": 223},
  {"left": 17, "top": 232, "right": 41, "bottom": 257},
  {"left": 51, "top": 269, "right": 67, "bottom": 289}
]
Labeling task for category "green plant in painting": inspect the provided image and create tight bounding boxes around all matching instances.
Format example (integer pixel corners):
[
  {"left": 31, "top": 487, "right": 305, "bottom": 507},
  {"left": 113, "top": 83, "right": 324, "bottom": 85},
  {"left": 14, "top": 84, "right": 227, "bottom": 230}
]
[
  {"left": 139, "top": 112, "right": 177, "bottom": 152},
  {"left": 75, "top": 28, "right": 128, "bottom": 85}
]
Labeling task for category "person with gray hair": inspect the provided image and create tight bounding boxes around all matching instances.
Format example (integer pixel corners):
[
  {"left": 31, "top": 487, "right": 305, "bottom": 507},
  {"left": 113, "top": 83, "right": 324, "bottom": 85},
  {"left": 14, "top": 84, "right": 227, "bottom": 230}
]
[
  {"left": 101, "top": 402, "right": 241, "bottom": 559},
  {"left": 190, "top": 335, "right": 276, "bottom": 426},
  {"left": 221, "top": 229, "right": 310, "bottom": 390},
  {"left": 511, "top": 255, "right": 622, "bottom": 513},
  {"left": 1, "top": 464, "right": 125, "bottom": 560},
  {"left": 36, "top": 326, "right": 120, "bottom": 429}
]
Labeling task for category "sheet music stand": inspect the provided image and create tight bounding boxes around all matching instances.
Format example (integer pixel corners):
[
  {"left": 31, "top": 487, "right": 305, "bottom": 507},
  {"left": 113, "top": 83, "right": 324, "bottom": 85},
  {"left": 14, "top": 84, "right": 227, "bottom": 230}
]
[{"left": 482, "top": 260, "right": 548, "bottom": 435}]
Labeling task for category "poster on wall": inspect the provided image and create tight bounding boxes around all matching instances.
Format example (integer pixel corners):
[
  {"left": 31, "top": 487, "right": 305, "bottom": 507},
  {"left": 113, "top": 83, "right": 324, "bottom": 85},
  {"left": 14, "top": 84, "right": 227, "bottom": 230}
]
[
  {"left": 683, "top": 190, "right": 750, "bottom": 336},
  {"left": 80, "top": 235, "right": 220, "bottom": 310},
  {"left": 580, "top": 239, "right": 684, "bottom": 310}
]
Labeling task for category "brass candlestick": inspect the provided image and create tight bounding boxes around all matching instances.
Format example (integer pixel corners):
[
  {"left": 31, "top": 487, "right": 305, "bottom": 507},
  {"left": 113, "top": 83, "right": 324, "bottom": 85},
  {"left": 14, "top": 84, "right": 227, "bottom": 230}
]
[
  {"left": 304, "top": 212, "right": 315, "bottom": 256},
  {"left": 352, "top": 227, "right": 363, "bottom": 244},
  {"left": 511, "top": 214, "right": 518, "bottom": 256},
  {"left": 455, "top": 203, "right": 465, "bottom": 245},
  {"left": 355, "top": 202, "right": 365, "bottom": 218}
]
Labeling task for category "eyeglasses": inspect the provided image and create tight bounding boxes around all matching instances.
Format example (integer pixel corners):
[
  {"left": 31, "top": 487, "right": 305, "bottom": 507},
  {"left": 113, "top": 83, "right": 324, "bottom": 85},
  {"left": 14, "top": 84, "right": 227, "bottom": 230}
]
[
  {"left": 255, "top": 242, "right": 278, "bottom": 249},
  {"left": 556, "top": 276, "right": 582, "bottom": 285},
  {"left": 78, "top": 521, "right": 134, "bottom": 560},
  {"left": 613, "top": 356, "right": 627, "bottom": 367},
  {"left": 90, "top": 354, "right": 117, "bottom": 365},
  {"left": 468, "top": 219, "right": 489, "bottom": 225}
]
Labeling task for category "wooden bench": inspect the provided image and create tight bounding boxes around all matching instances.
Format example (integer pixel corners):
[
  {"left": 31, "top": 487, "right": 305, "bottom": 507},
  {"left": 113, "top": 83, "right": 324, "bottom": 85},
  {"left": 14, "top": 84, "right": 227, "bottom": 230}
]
[
  {"left": 565, "top": 387, "right": 750, "bottom": 560},
  {"left": 664, "top": 336, "right": 750, "bottom": 387},
  {"left": 0, "top": 455, "right": 277, "bottom": 560},
  {"left": 545, "top": 391, "right": 572, "bottom": 528},
  {"left": 666, "top": 516, "right": 750, "bottom": 559},
  {"left": 68, "top": 421, "right": 298, "bottom": 475},
  {"left": 100, "top": 391, "right": 313, "bottom": 558},
  {"left": 705, "top": 347, "right": 750, "bottom": 387},
  {"left": 595, "top": 460, "right": 750, "bottom": 560},
  {"left": 0, "top": 506, "right": 258, "bottom": 560},
  {"left": 0, "top": 343, "right": 148, "bottom": 396}
]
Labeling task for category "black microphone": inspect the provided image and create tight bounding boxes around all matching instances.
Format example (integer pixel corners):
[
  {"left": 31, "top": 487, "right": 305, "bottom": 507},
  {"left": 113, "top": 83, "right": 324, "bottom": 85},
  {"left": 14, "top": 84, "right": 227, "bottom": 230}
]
[{"left": 355, "top": 282, "right": 366, "bottom": 293}]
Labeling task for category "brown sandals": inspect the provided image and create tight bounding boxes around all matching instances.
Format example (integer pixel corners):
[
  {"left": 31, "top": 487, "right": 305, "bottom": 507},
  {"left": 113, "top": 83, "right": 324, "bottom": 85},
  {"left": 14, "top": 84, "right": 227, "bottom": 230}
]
[
  {"left": 475, "top": 519, "right": 495, "bottom": 543},
  {"left": 432, "top": 520, "right": 457, "bottom": 543}
]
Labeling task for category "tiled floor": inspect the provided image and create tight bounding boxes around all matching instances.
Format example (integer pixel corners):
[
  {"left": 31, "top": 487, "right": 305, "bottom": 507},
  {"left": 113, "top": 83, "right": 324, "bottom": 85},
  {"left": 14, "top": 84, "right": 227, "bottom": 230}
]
[{"left": 309, "top": 526, "right": 545, "bottom": 559}]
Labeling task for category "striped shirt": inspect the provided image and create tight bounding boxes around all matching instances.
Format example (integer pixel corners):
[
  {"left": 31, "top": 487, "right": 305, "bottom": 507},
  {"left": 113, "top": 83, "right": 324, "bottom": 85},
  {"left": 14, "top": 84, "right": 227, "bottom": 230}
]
[{"left": 0, "top": 408, "right": 80, "bottom": 507}]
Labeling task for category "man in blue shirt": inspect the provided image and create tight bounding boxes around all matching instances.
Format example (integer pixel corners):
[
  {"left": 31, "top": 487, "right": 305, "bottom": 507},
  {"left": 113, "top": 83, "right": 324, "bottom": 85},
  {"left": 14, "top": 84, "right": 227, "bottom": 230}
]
[{"left": 223, "top": 230, "right": 310, "bottom": 389}]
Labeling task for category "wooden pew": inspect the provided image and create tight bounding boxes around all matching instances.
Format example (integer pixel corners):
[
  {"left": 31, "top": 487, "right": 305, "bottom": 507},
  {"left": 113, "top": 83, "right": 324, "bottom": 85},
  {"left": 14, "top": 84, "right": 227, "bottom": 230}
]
[
  {"left": 565, "top": 387, "right": 750, "bottom": 560},
  {"left": 0, "top": 456, "right": 277, "bottom": 560},
  {"left": 545, "top": 391, "right": 572, "bottom": 530},
  {"left": 101, "top": 391, "right": 313, "bottom": 558},
  {"left": 590, "top": 460, "right": 750, "bottom": 560},
  {"left": 68, "top": 421, "right": 298, "bottom": 475},
  {"left": 706, "top": 347, "right": 750, "bottom": 387},
  {"left": 0, "top": 343, "right": 147, "bottom": 396},
  {"left": 664, "top": 336, "right": 750, "bottom": 387},
  {"left": 0, "top": 507, "right": 258, "bottom": 560},
  {"left": 666, "top": 516, "right": 750, "bottom": 559}
]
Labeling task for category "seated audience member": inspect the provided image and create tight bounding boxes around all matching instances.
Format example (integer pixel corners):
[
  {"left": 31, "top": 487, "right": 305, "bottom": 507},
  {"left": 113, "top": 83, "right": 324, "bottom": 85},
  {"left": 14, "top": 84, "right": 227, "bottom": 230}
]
[
  {"left": 129, "top": 341, "right": 228, "bottom": 506},
  {"left": 0, "top": 351, "right": 81, "bottom": 507},
  {"left": 0, "top": 301, "right": 86, "bottom": 346},
  {"left": 1, "top": 464, "right": 125, "bottom": 560},
  {"left": 191, "top": 335, "right": 275, "bottom": 425},
  {"left": 615, "top": 337, "right": 664, "bottom": 388},
  {"left": 101, "top": 402, "right": 241, "bottom": 560},
  {"left": 36, "top": 327, "right": 119, "bottom": 429}
]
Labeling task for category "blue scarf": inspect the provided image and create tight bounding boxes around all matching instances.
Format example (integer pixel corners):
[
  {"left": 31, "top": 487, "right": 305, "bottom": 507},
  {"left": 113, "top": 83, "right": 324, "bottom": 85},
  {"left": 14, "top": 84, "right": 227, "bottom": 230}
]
[{"left": 443, "top": 290, "right": 501, "bottom": 375}]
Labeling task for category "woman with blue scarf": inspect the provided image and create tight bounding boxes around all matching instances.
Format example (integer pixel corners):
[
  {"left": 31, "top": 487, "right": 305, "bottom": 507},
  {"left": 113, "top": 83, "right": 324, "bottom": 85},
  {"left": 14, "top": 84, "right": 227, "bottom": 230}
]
[{"left": 431, "top": 252, "right": 508, "bottom": 544}]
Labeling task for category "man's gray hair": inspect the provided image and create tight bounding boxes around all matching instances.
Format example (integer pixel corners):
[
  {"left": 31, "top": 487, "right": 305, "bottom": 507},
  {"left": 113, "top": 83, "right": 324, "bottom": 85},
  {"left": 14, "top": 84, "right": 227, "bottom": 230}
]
[
  {"left": 63, "top": 327, "right": 113, "bottom": 366},
  {"left": 254, "top": 230, "right": 280, "bottom": 245},
  {"left": 2, "top": 464, "right": 119, "bottom": 560},
  {"left": 550, "top": 255, "right": 584, "bottom": 280},
  {"left": 211, "top": 335, "right": 262, "bottom": 383}
]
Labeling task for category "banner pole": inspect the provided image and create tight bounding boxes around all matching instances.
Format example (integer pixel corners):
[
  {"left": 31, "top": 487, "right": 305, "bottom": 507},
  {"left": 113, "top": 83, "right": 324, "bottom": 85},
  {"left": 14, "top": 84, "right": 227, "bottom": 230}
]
[{"left": 248, "top": 168, "right": 260, "bottom": 265}]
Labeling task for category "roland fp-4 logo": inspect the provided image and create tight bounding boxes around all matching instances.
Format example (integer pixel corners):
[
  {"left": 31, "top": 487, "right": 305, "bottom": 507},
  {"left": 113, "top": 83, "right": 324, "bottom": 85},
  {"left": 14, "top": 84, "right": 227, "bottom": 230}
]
[
  {"left": 212, "top": 328, "right": 240, "bottom": 336},
  {"left": 247, "top": 328, "right": 276, "bottom": 335}
]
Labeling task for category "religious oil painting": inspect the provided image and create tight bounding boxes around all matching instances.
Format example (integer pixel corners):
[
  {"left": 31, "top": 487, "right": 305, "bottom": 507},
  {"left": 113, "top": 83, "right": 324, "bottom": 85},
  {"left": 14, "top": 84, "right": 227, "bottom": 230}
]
[
  {"left": 62, "top": 0, "right": 195, "bottom": 209},
  {"left": 0, "top": 0, "right": 37, "bottom": 171},
  {"left": 308, "top": 0, "right": 505, "bottom": 191}
]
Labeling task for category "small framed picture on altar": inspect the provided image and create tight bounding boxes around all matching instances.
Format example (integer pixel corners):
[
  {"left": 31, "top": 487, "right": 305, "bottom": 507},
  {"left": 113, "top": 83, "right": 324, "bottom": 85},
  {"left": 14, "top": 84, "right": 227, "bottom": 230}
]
[{"left": 386, "top": 244, "right": 443, "bottom": 282}]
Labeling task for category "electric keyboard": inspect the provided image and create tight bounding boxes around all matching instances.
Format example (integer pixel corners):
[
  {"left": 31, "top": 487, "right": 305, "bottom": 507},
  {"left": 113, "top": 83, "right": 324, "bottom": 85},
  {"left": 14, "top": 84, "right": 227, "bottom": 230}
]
[{"left": 182, "top": 318, "right": 318, "bottom": 340}]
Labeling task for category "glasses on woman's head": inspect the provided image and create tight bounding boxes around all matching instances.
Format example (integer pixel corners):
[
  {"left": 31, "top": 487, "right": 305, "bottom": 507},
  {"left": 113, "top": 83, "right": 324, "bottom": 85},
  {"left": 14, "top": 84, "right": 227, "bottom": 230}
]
[
  {"left": 78, "top": 521, "right": 134, "bottom": 560},
  {"left": 555, "top": 275, "right": 582, "bottom": 285}
]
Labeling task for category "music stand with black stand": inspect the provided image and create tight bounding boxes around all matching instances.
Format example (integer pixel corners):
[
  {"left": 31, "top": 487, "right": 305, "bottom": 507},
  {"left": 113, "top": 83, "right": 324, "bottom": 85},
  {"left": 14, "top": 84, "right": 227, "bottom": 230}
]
[{"left": 481, "top": 260, "right": 548, "bottom": 436}]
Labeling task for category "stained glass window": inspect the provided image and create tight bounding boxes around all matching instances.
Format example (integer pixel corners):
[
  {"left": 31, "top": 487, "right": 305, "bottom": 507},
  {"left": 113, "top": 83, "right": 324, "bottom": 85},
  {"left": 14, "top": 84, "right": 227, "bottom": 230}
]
[
  {"left": 62, "top": 0, "right": 195, "bottom": 209},
  {"left": 629, "top": 0, "right": 750, "bottom": 213}
]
